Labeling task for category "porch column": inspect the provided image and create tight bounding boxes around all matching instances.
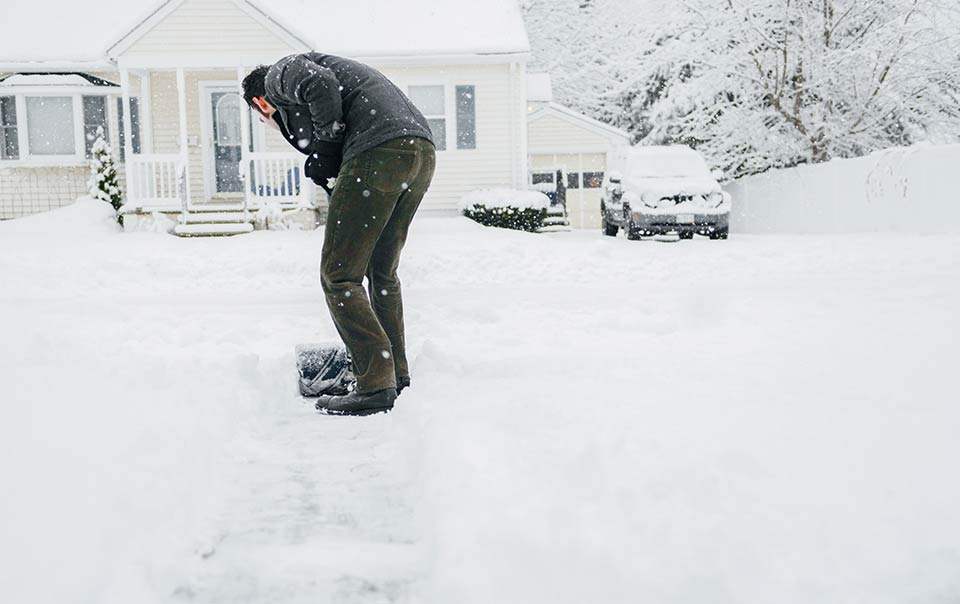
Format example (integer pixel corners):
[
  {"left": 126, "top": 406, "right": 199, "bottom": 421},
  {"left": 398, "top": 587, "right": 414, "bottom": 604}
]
[
  {"left": 175, "top": 68, "right": 191, "bottom": 210},
  {"left": 119, "top": 67, "right": 136, "bottom": 201},
  {"left": 138, "top": 71, "right": 154, "bottom": 153},
  {"left": 237, "top": 66, "right": 253, "bottom": 212}
]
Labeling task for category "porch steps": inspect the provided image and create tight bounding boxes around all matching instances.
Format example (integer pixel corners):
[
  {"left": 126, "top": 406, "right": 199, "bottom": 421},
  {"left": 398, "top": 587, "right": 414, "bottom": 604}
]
[
  {"left": 174, "top": 222, "right": 255, "bottom": 237},
  {"left": 180, "top": 211, "right": 253, "bottom": 224},
  {"left": 540, "top": 206, "right": 571, "bottom": 233}
]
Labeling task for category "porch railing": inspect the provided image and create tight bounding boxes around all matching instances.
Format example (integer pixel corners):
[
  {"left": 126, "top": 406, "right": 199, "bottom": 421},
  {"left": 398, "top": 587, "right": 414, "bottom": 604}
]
[
  {"left": 126, "top": 154, "right": 185, "bottom": 206},
  {"left": 242, "top": 152, "right": 314, "bottom": 207}
]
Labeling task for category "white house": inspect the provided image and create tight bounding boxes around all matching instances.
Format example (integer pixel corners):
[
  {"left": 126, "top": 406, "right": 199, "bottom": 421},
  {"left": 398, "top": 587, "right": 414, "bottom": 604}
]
[
  {"left": 0, "top": 0, "right": 630, "bottom": 232},
  {"left": 0, "top": 0, "right": 531, "bottom": 231}
]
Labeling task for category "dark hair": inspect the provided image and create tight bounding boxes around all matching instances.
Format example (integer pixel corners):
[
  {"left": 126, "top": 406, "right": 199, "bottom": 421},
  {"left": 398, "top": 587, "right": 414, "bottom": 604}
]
[{"left": 242, "top": 65, "right": 270, "bottom": 107}]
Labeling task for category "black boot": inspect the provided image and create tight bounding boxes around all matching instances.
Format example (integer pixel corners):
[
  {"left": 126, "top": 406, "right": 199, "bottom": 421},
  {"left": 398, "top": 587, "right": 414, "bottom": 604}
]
[{"left": 315, "top": 388, "right": 397, "bottom": 416}]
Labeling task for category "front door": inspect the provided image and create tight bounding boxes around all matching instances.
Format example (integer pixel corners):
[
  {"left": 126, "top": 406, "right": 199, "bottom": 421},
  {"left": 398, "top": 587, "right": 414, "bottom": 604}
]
[{"left": 203, "top": 87, "right": 244, "bottom": 199}]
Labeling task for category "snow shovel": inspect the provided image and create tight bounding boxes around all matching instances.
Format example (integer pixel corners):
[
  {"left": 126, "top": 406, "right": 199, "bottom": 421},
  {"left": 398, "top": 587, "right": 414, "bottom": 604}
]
[{"left": 295, "top": 343, "right": 354, "bottom": 397}]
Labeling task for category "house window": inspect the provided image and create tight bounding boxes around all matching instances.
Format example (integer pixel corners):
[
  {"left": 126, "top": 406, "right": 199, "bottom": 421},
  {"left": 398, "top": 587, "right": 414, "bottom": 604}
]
[
  {"left": 408, "top": 85, "right": 446, "bottom": 151},
  {"left": 582, "top": 171, "right": 604, "bottom": 188},
  {"left": 456, "top": 85, "right": 476, "bottom": 149},
  {"left": 566, "top": 172, "right": 580, "bottom": 189},
  {"left": 82, "top": 96, "right": 108, "bottom": 158},
  {"left": 116, "top": 97, "right": 141, "bottom": 162},
  {"left": 531, "top": 171, "right": 554, "bottom": 185},
  {"left": 26, "top": 97, "right": 75, "bottom": 155},
  {"left": 0, "top": 96, "right": 18, "bottom": 160}
]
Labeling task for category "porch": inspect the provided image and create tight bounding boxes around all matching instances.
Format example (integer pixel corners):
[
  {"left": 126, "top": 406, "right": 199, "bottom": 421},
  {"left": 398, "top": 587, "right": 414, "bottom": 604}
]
[{"left": 115, "top": 60, "right": 319, "bottom": 235}]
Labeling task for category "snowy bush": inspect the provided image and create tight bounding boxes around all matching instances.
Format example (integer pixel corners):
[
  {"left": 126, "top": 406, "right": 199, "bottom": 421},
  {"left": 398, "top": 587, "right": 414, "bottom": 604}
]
[
  {"left": 460, "top": 188, "right": 551, "bottom": 233},
  {"left": 87, "top": 127, "right": 123, "bottom": 225}
]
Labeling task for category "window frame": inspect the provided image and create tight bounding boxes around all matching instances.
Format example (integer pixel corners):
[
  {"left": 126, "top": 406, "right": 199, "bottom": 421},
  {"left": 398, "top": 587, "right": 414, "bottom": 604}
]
[
  {"left": 407, "top": 84, "right": 447, "bottom": 151},
  {"left": 115, "top": 96, "right": 142, "bottom": 163},
  {"left": 0, "top": 87, "right": 120, "bottom": 167},
  {"left": 82, "top": 95, "right": 109, "bottom": 159},
  {"left": 404, "top": 80, "right": 478, "bottom": 153},
  {"left": 582, "top": 171, "right": 605, "bottom": 189}
]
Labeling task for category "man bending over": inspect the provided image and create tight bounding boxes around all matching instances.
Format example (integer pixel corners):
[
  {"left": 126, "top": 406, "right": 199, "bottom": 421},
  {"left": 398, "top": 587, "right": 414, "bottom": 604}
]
[{"left": 243, "top": 53, "right": 436, "bottom": 416}]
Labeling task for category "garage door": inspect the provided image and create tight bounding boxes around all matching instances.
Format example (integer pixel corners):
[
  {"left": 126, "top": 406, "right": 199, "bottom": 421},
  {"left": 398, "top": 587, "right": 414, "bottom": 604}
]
[{"left": 529, "top": 152, "right": 606, "bottom": 230}]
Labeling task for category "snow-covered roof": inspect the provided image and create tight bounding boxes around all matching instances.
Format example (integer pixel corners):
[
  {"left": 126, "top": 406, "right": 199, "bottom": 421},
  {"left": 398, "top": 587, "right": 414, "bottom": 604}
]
[
  {"left": 1, "top": 0, "right": 148, "bottom": 67},
  {"left": 260, "top": 0, "right": 530, "bottom": 58},
  {"left": 527, "top": 73, "right": 553, "bottom": 102},
  {"left": 0, "top": 0, "right": 529, "bottom": 69},
  {"left": 0, "top": 74, "right": 118, "bottom": 87}
]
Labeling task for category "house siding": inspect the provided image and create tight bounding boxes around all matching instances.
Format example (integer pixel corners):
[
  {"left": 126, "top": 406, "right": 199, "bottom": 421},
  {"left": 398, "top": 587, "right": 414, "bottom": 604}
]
[
  {"left": 121, "top": 0, "right": 299, "bottom": 60},
  {"left": 528, "top": 113, "right": 624, "bottom": 150}
]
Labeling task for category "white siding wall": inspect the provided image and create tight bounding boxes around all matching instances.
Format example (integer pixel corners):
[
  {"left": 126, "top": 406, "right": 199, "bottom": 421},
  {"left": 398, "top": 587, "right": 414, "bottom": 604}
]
[
  {"left": 121, "top": 0, "right": 298, "bottom": 60},
  {"left": 528, "top": 113, "right": 623, "bottom": 150}
]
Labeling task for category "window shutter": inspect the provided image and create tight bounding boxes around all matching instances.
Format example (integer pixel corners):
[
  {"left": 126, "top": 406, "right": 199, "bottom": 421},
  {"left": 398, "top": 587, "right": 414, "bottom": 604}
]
[{"left": 455, "top": 85, "right": 476, "bottom": 150}]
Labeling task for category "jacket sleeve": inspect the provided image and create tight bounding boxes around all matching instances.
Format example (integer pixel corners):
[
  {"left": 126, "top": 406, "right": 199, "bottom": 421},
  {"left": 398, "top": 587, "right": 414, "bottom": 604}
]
[{"left": 267, "top": 55, "right": 344, "bottom": 145}]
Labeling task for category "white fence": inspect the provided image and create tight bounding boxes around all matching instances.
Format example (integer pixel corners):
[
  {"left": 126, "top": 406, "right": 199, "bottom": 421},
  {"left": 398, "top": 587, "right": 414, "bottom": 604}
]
[
  {"left": 126, "top": 154, "right": 184, "bottom": 206},
  {"left": 244, "top": 152, "right": 314, "bottom": 207},
  {"left": 727, "top": 144, "right": 960, "bottom": 234}
]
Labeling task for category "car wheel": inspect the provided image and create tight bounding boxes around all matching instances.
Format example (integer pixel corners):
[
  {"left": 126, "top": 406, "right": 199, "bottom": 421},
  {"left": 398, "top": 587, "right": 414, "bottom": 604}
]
[
  {"left": 709, "top": 227, "right": 729, "bottom": 240},
  {"left": 679, "top": 231, "right": 694, "bottom": 240},
  {"left": 602, "top": 215, "right": 619, "bottom": 237}
]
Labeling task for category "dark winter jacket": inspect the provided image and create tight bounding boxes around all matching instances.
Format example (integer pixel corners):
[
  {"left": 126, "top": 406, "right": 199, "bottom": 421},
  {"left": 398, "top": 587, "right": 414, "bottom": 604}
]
[{"left": 264, "top": 52, "right": 435, "bottom": 163}]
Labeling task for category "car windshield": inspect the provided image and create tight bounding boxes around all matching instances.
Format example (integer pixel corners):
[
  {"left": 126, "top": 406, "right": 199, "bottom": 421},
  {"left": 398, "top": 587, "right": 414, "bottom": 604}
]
[{"left": 626, "top": 149, "right": 712, "bottom": 178}]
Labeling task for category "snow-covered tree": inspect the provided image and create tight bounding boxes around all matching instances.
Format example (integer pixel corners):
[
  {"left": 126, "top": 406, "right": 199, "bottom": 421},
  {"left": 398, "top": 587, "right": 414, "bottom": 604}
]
[
  {"left": 640, "top": 0, "right": 960, "bottom": 177},
  {"left": 88, "top": 126, "right": 123, "bottom": 223},
  {"left": 522, "top": 0, "right": 676, "bottom": 133},
  {"left": 524, "top": 0, "right": 960, "bottom": 177}
]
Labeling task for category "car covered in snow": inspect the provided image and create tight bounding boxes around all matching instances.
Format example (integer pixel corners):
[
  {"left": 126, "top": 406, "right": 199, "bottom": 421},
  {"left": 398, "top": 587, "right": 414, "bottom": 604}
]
[{"left": 601, "top": 146, "right": 731, "bottom": 240}]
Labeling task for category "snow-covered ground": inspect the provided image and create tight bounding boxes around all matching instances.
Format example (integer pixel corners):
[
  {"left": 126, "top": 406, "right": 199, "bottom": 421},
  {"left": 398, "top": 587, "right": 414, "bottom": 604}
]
[{"left": 2, "top": 200, "right": 959, "bottom": 603}]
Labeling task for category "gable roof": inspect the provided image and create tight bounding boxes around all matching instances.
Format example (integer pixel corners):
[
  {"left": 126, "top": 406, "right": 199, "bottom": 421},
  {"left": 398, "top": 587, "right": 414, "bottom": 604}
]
[
  {"left": 1, "top": 0, "right": 530, "bottom": 70},
  {"left": 529, "top": 102, "right": 631, "bottom": 143}
]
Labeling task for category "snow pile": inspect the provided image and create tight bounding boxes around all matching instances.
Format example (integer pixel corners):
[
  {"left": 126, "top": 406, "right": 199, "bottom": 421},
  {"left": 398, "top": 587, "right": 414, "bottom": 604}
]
[
  {"left": 459, "top": 187, "right": 551, "bottom": 212},
  {"left": 0, "top": 196, "right": 120, "bottom": 236},
  {"left": 123, "top": 211, "right": 177, "bottom": 234},
  {"left": 255, "top": 201, "right": 304, "bottom": 231},
  {"left": 2, "top": 204, "right": 960, "bottom": 603},
  {"left": 728, "top": 143, "right": 960, "bottom": 233}
]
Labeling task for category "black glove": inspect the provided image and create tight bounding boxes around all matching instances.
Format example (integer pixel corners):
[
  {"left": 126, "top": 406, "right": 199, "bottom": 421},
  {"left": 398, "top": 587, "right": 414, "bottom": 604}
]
[{"left": 304, "top": 141, "right": 342, "bottom": 195}]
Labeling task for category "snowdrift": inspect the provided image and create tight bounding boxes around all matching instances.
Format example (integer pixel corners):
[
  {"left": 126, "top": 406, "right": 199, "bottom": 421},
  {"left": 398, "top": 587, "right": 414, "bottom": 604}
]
[{"left": 0, "top": 196, "right": 120, "bottom": 236}]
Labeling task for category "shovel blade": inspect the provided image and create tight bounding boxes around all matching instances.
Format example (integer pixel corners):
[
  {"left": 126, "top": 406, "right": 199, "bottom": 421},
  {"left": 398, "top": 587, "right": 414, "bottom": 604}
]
[{"left": 296, "top": 343, "right": 354, "bottom": 397}]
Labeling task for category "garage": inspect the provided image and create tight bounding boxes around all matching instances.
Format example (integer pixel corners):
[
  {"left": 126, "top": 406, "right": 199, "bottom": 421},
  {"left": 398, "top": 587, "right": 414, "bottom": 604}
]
[{"left": 526, "top": 85, "right": 631, "bottom": 230}]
